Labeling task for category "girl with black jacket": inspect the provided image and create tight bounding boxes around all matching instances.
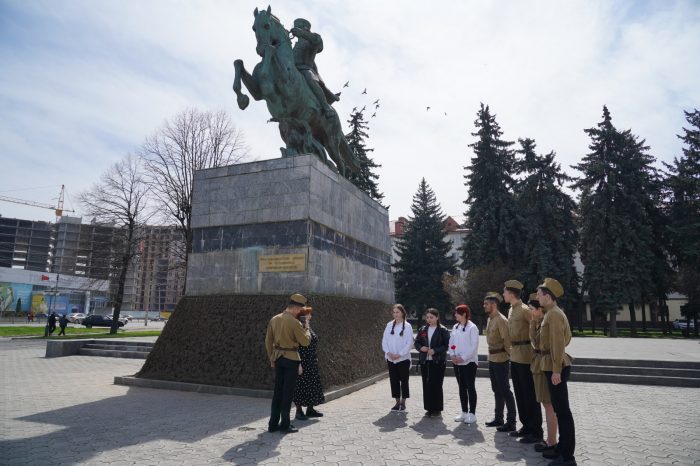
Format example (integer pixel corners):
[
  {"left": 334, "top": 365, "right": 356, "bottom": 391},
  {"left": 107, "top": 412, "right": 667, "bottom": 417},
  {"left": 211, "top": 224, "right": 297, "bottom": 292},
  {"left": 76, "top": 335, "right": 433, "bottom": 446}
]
[{"left": 415, "top": 308, "right": 451, "bottom": 417}]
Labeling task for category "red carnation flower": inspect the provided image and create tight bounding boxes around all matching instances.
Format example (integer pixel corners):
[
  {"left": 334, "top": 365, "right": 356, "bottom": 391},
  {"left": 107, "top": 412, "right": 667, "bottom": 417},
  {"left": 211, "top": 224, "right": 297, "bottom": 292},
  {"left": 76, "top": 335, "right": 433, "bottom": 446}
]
[
  {"left": 450, "top": 345, "right": 456, "bottom": 350},
  {"left": 420, "top": 332, "right": 427, "bottom": 337}
]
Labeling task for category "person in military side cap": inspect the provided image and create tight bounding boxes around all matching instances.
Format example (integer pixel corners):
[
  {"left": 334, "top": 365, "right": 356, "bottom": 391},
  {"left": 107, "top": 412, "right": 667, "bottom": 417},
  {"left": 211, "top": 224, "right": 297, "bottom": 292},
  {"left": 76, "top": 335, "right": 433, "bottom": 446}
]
[
  {"left": 504, "top": 279, "right": 544, "bottom": 444},
  {"left": 265, "top": 293, "right": 311, "bottom": 434},
  {"left": 536, "top": 279, "right": 576, "bottom": 466},
  {"left": 483, "top": 291, "right": 517, "bottom": 431},
  {"left": 528, "top": 292, "right": 558, "bottom": 456}
]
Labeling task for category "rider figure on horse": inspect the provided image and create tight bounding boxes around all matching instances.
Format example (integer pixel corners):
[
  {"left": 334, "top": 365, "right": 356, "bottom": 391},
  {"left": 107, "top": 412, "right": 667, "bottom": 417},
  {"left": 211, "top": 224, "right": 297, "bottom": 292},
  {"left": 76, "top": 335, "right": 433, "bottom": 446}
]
[{"left": 291, "top": 18, "right": 339, "bottom": 117}]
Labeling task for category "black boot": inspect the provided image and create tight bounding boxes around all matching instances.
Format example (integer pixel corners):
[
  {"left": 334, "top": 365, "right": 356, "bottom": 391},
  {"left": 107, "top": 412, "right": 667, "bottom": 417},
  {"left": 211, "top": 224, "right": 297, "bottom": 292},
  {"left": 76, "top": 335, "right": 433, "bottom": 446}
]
[
  {"left": 485, "top": 419, "right": 504, "bottom": 427},
  {"left": 295, "top": 406, "right": 308, "bottom": 421},
  {"left": 496, "top": 421, "right": 516, "bottom": 432},
  {"left": 306, "top": 406, "right": 323, "bottom": 417}
]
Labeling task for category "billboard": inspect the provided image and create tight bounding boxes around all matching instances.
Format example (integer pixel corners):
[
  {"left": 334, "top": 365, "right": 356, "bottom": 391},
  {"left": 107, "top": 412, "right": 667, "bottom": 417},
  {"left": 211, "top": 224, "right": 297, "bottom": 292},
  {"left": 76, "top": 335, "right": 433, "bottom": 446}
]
[{"left": 0, "top": 282, "right": 33, "bottom": 313}]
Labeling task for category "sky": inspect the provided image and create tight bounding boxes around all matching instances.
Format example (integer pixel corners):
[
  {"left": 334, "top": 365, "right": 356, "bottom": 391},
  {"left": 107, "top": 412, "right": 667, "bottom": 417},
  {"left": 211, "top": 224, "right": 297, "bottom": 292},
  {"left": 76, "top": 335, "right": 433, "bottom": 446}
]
[{"left": 1, "top": 0, "right": 699, "bottom": 224}]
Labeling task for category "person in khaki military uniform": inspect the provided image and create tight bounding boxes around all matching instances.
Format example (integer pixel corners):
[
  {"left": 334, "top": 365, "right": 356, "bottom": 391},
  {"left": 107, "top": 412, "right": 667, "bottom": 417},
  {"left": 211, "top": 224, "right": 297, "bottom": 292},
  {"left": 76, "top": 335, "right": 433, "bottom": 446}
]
[
  {"left": 537, "top": 278, "right": 576, "bottom": 466},
  {"left": 483, "top": 292, "right": 517, "bottom": 431},
  {"left": 265, "top": 293, "right": 311, "bottom": 434},
  {"left": 504, "top": 279, "right": 543, "bottom": 444},
  {"left": 528, "top": 292, "right": 558, "bottom": 456}
]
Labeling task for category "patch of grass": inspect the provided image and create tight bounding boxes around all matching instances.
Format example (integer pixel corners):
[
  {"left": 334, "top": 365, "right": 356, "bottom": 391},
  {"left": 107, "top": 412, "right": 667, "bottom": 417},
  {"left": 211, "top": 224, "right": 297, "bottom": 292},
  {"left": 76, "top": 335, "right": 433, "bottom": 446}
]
[
  {"left": 0, "top": 326, "right": 114, "bottom": 337},
  {"left": 1, "top": 326, "right": 161, "bottom": 339},
  {"left": 31, "top": 330, "right": 162, "bottom": 340}
]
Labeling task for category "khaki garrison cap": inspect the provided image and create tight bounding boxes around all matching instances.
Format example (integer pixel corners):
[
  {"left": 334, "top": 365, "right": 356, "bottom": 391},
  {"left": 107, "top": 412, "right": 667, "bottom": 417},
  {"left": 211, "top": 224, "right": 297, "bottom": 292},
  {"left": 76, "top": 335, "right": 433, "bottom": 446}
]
[
  {"left": 538, "top": 278, "right": 564, "bottom": 298},
  {"left": 504, "top": 280, "right": 524, "bottom": 290},
  {"left": 528, "top": 292, "right": 538, "bottom": 302},
  {"left": 484, "top": 292, "right": 503, "bottom": 303},
  {"left": 289, "top": 293, "right": 308, "bottom": 305}
]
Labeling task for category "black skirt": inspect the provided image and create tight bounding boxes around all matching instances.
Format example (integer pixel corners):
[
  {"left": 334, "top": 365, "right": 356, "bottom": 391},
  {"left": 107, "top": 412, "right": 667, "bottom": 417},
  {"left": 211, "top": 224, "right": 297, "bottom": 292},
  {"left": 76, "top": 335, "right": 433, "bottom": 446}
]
[{"left": 293, "top": 330, "right": 325, "bottom": 407}]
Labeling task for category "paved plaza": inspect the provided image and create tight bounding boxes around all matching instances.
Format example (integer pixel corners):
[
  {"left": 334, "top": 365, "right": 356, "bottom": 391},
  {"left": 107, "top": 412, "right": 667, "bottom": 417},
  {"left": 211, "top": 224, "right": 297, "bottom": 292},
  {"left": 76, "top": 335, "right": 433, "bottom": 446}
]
[{"left": 1, "top": 338, "right": 699, "bottom": 465}]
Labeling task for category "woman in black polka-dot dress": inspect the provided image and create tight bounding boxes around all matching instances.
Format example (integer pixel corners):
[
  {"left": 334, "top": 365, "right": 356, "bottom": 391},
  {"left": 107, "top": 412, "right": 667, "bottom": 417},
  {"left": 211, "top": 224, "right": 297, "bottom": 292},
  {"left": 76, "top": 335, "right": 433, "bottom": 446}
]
[{"left": 294, "top": 312, "right": 325, "bottom": 420}]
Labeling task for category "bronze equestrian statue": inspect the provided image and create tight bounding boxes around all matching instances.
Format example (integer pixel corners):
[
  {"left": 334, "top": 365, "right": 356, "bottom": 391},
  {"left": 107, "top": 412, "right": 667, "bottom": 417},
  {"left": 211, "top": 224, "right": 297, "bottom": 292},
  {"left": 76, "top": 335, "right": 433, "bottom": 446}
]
[{"left": 233, "top": 6, "right": 360, "bottom": 177}]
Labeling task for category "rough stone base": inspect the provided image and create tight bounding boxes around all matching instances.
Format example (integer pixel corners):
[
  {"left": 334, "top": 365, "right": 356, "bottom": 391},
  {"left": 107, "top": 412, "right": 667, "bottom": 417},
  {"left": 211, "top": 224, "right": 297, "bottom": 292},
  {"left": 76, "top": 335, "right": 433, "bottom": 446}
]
[{"left": 136, "top": 294, "right": 391, "bottom": 390}]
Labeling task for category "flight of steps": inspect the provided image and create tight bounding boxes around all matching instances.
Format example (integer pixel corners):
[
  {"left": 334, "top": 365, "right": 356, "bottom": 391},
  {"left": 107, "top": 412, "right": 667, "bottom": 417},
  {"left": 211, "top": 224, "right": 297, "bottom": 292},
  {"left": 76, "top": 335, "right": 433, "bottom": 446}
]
[
  {"left": 409, "top": 351, "right": 700, "bottom": 388},
  {"left": 78, "top": 340, "right": 154, "bottom": 359}
]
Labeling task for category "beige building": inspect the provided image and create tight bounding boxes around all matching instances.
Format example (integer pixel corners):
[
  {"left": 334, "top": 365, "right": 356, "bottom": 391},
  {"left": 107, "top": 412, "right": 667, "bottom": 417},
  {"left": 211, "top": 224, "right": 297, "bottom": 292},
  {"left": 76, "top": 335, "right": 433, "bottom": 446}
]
[{"left": 127, "top": 225, "right": 186, "bottom": 314}]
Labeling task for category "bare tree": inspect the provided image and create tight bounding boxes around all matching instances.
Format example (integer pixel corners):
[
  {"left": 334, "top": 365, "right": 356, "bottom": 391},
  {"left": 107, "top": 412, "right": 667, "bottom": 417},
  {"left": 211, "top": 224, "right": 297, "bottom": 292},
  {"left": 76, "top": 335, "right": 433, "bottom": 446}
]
[
  {"left": 80, "top": 155, "right": 150, "bottom": 334},
  {"left": 139, "top": 108, "right": 248, "bottom": 291}
]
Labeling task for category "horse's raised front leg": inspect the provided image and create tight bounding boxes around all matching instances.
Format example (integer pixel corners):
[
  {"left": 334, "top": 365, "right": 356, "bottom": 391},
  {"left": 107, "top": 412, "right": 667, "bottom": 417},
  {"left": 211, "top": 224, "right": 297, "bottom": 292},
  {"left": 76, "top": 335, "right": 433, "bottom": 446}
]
[{"left": 233, "top": 59, "right": 262, "bottom": 109}]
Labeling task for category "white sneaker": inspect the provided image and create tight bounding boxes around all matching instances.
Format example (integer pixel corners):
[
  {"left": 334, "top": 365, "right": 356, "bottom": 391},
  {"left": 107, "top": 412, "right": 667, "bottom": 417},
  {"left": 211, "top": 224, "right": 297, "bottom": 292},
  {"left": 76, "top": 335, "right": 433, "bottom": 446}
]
[
  {"left": 464, "top": 413, "right": 476, "bottom": 424},
  {"left": 454, "top": 412, "right": 466, "bottom": 422}
]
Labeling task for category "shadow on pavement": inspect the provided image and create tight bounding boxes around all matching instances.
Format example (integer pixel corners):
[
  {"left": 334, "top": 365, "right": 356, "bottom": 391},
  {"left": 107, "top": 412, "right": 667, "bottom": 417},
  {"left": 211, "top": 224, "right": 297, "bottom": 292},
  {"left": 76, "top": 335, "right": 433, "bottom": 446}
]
[
  {"left": 372, "top": 412, "right": 408, "bottom": 432},
  {"left": 1, "top": 387, "right": 267, "bottom": 466},
  {"left": 494, "top": 430, "right": 548, "bottom": 465},
  {"left": 409, "top": 415, "right": 451, "bottom": 439},
  {"left": 451, "top": 422, "right": 485, "bottom": 446},
  {"left": 223, "top": 430, "right": 283, "bottom": 464}
]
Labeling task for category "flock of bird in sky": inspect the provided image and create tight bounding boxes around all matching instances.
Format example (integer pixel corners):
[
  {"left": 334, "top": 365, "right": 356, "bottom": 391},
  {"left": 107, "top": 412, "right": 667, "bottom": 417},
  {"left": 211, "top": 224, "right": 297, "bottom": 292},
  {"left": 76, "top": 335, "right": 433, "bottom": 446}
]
[{"left": 342, "top": 81, "right": 447, "bottom": 119}]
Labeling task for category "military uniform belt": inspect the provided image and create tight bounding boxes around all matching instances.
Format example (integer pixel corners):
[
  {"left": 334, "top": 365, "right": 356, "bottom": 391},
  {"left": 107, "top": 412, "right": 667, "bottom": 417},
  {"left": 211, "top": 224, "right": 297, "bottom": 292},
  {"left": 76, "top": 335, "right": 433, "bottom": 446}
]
[
  {"left": 512, "top": 340, "right": 531, "bottom": 345},
  {"left": 539, "top": 350, "right": 551, "bottom": 355},
  {"left": 488, "top": 348, "right": 506, "bottom": 354},
  {"left": 274, "top": 344, "right": 298, "bottom": 352},
  {"left": 533, "top": 349, "right": 543, "bottom": 354}
]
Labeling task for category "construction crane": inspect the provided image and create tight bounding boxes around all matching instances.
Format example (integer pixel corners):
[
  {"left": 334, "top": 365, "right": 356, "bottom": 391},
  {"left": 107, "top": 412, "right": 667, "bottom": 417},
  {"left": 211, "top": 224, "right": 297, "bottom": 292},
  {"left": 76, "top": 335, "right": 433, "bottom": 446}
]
[{"left": 0, "top": 185, "right": 75, "bottom": 221}]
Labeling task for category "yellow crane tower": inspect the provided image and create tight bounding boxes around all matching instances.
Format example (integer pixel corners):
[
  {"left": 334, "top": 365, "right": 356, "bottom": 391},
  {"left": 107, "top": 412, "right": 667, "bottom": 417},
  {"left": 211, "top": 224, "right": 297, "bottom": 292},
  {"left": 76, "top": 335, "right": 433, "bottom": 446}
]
[{"left": 0, "top": 185, "right": 75, "bottom": 221}]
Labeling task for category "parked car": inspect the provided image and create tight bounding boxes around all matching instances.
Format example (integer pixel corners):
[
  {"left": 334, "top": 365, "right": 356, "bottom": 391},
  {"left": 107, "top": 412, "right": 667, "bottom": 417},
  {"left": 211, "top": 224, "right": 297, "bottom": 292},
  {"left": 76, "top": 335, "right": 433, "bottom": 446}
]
[
  {"left": 122, "top": 314, "right": 134, "bottom": 322},
  {"left": 81, "top": 315, "right": 125, "bottom": 328},
  {"left": 67, "top": 313, "right": 87, "bottom": 323},
  {"left": 149, "top": 316, "right": 166, "bottom": 322},
  {"left": 672, "top": 319, "right": 695, "bottom": 330}
]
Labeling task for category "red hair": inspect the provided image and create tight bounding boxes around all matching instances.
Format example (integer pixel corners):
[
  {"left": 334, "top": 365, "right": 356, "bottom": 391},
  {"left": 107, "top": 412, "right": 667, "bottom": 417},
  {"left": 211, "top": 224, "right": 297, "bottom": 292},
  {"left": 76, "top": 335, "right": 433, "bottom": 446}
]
[{"left": 454, "top": 304, "right": 471, "bottom": 321}]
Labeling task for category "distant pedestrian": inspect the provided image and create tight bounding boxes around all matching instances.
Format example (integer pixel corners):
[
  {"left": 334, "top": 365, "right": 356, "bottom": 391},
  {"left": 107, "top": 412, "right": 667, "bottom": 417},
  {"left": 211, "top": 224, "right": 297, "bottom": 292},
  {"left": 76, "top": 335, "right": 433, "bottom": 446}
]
[
  {"left": 48, "top": 313, "right": 57, "bottom": 335},
  {"left": 294, "top": 309, "right": 325, "bottom": 420},
  {"left": 449, "top": 304, "right": 479, "bottom": 424},
  {"left": 58, "top": 315, "right": 68, "bottom": 336},
  {"left": 382, "top": 304, "right": 414, "bottom": 412},
  {"left": 27, "top": 311, "right": 34, "bottom": 322},
  {"left": 415, "top": 308, "right": 450, "bottom": 417}
]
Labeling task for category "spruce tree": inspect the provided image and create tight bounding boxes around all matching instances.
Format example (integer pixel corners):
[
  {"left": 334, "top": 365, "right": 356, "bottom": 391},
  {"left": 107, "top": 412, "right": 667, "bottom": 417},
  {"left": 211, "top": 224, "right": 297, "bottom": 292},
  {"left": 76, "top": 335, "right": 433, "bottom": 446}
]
[
  {"left": 514, "top": 138, "right": 579, "bottom": 314},
  {"left": 573, "top": 106, "right": 658, "bottom": 337},
  {"left": 345, "top": 110, "right": 384, "bottom": 202},
  {"left": 666, "top": 109, "right": 700, "bottom": 335},
  {"left": 394, "top": 178, "right": 457, "bottom": 316},
  {"left": 461, "top": 104, "right": 523, "bottom": 270}
]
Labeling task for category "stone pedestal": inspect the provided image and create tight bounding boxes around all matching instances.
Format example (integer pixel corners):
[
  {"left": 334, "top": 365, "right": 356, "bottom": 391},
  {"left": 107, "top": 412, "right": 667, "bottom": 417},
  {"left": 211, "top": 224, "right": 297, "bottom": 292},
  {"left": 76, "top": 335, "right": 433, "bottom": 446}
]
[
  {"left": 137, "top": 155, "right": 395, "bottom": 391},
  {"left": 185, "top": 154, "right": 393, "bottom": 302}
]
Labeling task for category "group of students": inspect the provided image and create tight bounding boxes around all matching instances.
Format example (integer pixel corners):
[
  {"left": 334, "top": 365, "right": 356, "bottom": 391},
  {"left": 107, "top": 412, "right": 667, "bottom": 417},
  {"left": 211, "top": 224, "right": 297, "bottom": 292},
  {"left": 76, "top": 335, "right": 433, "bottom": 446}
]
[{"left": 381, "top": 277, "right": 577, "bottom": 466}]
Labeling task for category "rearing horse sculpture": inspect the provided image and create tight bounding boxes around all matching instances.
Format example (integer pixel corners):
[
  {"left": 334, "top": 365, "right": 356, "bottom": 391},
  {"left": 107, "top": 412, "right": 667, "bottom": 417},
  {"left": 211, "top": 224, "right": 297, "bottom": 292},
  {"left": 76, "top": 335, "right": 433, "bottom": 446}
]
[{"left": 233, "top": 6, "right": 360, "bottom": 177}]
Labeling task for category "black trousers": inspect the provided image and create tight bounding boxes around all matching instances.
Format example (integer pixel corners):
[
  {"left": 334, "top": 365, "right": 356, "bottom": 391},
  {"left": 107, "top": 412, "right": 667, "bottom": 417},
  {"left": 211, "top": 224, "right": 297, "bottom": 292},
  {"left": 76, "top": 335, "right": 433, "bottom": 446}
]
[
  {"left": 489, "top": 361, "right": 516, "bottom": 423},
  {"left": 420, "top": 360, "right": 446, "bottom": 413},
  {"left": 454, "top": 362, "right": 477, "bottom": 414},
  {"left": 58, "top": 326, "right": 66, "bottom": 336},
  {"left": 269, "top": 357, "right": 299, "bottom": 429},
  {"left": 511, "top": 361, "right": 543, "bottom": 436},
  {"left": 546, "top": 367, "right": 575, "bottom": 461},
  {"left": 387, "top": 359, "right": 410, "bottom": 399}
]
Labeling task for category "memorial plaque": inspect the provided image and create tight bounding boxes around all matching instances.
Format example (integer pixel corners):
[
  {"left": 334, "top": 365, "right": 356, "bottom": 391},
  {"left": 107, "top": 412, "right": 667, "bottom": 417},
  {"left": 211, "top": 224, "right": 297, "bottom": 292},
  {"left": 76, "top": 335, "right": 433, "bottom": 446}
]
[{"left": 259, "top": 253, "right": 306, "bottom": 272}]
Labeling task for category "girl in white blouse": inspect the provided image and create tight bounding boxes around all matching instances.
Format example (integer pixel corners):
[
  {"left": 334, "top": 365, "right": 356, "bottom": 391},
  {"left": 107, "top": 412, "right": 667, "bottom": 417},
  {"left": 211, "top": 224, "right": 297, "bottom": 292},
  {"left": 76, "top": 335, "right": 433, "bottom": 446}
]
[
  {"left": 449, "top": 304, "right": 479, "bottom": 424},
  {"left": 381, "top": 304, "right": 414, "bottom": 411}
]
